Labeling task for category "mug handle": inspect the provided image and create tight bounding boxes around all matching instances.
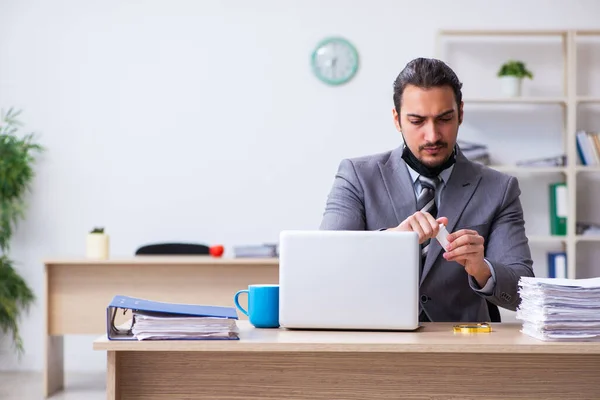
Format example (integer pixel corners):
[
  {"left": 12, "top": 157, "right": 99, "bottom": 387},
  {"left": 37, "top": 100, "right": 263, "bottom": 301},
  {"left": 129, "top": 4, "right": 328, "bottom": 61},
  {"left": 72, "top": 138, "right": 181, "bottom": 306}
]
[{"left": 234, "top": 289, "right": 249, "bottom": 317}]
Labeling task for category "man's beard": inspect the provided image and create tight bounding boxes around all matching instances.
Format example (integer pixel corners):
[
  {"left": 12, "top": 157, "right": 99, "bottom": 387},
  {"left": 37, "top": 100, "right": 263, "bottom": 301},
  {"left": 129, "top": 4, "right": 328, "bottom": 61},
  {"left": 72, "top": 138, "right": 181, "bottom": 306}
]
[
  {"left": 418, "top": 141, "right": 450, "bottom": 167},
  {"left": 401, "top": 140, "right": 456, "bottom": 179}
]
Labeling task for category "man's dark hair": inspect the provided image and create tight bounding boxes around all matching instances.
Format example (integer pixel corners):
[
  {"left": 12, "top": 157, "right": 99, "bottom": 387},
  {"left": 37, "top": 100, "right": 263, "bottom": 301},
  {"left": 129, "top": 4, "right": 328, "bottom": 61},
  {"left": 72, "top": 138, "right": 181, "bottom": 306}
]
[{"left": 393, "top": 58, "right": 463, "bottom": 113}]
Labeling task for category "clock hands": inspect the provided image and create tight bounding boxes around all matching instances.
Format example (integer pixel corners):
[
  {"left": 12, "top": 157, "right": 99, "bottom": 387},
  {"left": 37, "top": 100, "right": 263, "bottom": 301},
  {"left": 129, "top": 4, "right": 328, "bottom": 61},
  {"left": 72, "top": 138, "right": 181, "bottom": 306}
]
[{"left": 331, "top": 57, "right": 337, "bottom": 80}]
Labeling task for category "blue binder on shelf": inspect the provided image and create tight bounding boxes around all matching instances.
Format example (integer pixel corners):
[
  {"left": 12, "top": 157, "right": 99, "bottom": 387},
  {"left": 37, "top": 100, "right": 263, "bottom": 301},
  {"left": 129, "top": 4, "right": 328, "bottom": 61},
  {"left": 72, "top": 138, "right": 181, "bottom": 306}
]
[
  {"left": 547, "top": 252, "right": 567, "bottom": 279},
  {"left": 106, "top": 295, "right": 239, "bottom": 341}
]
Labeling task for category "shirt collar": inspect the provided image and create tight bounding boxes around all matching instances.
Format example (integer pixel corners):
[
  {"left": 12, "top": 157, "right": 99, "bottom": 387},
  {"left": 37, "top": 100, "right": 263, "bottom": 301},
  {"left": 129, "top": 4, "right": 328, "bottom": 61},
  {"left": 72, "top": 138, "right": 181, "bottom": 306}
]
[{"left": 406, "top": 162, "right": 454, "bottom": 187}]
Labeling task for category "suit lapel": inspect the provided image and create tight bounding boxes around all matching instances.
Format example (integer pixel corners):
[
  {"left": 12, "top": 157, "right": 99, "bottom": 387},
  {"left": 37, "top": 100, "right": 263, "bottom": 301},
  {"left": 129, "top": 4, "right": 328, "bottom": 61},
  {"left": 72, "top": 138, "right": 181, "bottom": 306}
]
[
  {"left": 420, "top": 152, "right": 482, "bottom": 285},
  {"left": 378, "top": 146, "right": 416, "bottom": 226}
]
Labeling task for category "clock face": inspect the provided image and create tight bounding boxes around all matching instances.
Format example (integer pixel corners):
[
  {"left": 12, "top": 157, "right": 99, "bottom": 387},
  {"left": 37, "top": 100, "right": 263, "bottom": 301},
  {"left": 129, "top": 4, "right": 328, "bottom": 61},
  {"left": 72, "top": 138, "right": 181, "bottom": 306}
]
[{"left": 311, "top": 37, "right": 359, "bottom": 86}]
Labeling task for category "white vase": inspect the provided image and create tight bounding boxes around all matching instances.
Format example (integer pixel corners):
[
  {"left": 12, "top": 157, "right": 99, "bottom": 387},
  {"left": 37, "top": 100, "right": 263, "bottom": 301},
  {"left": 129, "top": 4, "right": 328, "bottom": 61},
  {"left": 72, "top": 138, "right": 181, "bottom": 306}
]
[
  {"left": 500, "top": 76, "right": 522, "bottom": 97},
  {"left": 86, "top": 233, "right": 110, "bottom": 259}
]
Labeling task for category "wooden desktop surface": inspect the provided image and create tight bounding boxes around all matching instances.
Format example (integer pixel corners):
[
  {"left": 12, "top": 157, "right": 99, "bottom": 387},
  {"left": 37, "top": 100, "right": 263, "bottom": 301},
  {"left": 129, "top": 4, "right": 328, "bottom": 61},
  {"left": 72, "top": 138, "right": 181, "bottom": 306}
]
[
  {"left": 94, "top": 322, "right": 600, "bottom": 400},
  {"left": 94, "top": 320, "right": 600, "bottom": 354}
]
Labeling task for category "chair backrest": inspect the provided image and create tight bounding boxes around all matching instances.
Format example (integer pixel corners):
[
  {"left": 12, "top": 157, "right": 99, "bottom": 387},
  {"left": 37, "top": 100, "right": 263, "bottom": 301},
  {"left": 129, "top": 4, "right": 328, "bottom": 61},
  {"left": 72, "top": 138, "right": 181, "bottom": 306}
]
[{"left": 135, "top": 243, "right": 209, "bottom": 255}]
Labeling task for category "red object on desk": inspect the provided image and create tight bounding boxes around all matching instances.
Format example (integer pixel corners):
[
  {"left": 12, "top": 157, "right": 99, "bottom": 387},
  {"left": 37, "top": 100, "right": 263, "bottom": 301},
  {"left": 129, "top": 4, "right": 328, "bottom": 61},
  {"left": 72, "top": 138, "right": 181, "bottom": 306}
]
[{"left": 209, "top": 245, "right": 224, "bottom": 257}]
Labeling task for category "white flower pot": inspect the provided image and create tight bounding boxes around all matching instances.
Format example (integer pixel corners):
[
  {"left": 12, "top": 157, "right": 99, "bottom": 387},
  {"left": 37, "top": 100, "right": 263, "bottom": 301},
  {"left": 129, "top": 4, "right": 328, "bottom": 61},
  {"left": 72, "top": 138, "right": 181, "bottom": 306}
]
[
  {"left": 500, "top": 76, "right": 522, "bottom": 97},
  {"left": 86, "top": 233, "right": 110, "bottom": 259}
]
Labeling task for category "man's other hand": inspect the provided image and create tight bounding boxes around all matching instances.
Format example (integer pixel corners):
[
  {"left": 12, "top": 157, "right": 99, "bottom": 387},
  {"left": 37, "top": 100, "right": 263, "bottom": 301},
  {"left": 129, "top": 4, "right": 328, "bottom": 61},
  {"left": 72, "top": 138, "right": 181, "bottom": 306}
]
[
  {"left": 387, "top": 212, "right": 448, "bottom": 244},
  {"left": 443, "top": 228, "right": 491, "bottom": 287}
]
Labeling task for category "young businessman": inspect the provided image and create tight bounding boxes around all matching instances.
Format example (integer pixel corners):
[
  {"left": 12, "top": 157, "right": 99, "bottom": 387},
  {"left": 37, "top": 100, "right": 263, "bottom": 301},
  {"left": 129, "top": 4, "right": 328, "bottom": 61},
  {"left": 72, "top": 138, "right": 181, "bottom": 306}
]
[{"left": 319, "top": 57, "right": 534, "bottom": 322}]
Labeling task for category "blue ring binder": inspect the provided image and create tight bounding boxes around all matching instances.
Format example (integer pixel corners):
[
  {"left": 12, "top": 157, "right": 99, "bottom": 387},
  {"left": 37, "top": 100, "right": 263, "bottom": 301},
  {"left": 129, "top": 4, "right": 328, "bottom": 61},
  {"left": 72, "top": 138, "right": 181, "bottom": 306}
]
[{"left": 106, "top": 295, "right": 239, "bottom": 340}]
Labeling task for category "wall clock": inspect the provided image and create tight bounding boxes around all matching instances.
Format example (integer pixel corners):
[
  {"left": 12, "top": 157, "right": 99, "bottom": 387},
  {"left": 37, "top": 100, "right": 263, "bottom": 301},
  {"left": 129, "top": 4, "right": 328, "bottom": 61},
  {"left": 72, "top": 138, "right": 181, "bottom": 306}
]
[{"left": 311, "top": 37, "right": 359, "bottom": 86}]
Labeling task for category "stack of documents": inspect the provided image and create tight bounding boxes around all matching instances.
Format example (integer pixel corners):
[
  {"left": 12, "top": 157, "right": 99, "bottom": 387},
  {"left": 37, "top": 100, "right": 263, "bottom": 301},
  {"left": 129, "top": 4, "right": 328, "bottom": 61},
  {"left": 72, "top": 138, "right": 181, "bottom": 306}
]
[
  {"left": 107, "top": 295, "right": 240, "bottom": 341},
  {"left": 131, "top": 311, "right": 239, "bottom": 340},
  {"left": 457, "top": 140, "right": 490, "bottom": 165},
  {"left": 516, "top": 276, "right": 600, "bottom": 341},
  {"left": 233, "top": 243, "right": 278, "bottom": 258}
]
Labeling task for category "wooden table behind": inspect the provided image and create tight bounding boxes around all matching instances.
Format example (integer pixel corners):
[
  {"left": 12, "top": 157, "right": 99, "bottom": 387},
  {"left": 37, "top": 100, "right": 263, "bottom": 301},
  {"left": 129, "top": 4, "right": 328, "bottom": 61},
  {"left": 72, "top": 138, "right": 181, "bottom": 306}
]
[{"left": 44, "top": 256, "right": 278, "bottom": 398}]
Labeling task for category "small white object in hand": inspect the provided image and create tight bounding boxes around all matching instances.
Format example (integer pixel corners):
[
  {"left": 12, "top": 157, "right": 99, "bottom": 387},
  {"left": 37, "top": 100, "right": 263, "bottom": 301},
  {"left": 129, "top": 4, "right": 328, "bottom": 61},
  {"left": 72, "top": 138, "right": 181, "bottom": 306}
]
[{"left": 436, "top": 223, "right": 450, "bottom": 250}]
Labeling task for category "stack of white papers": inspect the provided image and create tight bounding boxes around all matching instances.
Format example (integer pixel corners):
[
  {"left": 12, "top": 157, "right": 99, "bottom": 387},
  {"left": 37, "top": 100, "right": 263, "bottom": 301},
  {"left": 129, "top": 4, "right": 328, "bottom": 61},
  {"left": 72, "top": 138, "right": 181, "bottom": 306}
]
[
  {"left": 516, "top": 276, "right": 600, "bottom": 341},
  {"left": 131, "top": 312, "right": 239, "bottom": 340}
]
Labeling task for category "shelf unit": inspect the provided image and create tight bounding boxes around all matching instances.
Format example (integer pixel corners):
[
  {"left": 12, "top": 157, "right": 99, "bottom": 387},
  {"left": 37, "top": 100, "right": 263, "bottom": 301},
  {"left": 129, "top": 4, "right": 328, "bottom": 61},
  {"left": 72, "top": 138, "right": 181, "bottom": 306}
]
[
  {"left": 463, "top": 97, "right": 566, "bottom": 104},
  {"left": 436, "top": 29, "right": 600, "bottom": 280},
  {"left": 488, "top": 166, "right": 566, "bottom": 174}
]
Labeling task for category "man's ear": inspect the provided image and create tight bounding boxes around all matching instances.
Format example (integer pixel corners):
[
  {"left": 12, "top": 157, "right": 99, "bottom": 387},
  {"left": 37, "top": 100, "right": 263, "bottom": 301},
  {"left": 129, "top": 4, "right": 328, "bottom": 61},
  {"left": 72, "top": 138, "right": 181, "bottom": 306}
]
[
  {"left": 392, "top": 107, "right": 402, "bottom": 132},
  {"left": 458, "top": 101, "right": 464, "bottom": 125}
]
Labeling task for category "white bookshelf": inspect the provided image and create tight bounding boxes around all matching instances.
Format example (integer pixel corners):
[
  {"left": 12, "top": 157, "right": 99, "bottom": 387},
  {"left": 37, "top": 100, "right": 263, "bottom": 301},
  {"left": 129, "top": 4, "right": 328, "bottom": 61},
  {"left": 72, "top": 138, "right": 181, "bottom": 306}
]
[
  {"left": 463, "top": 97, "right": 566, "bottom": 104},
  {"left": 578, "top": 96, "right": 600, "bottom": 104},
  {"left": 527, "top": 235, "right": 566, "bottom": 244},
  {"left": 576, "top": 236, "right": 600, "bottom": 242},
  {"left": 437, "top": 29, "right": 600, "bottom": 281},
  {"left": 489, "top": 166, "right": 566, "bottom": 174}
]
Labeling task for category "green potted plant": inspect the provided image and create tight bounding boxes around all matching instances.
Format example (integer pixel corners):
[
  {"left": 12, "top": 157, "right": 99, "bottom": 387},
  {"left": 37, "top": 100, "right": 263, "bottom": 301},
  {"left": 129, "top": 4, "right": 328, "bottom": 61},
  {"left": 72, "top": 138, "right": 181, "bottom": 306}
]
[
  {"left": 86, "top": 226, "right": 110, "bottom": 259},
  {"left": 0, "top": 108, "right": 43, "bottom": 354},
  {"left": 497, "top": 60, "right": 534, "bottom": 97}
]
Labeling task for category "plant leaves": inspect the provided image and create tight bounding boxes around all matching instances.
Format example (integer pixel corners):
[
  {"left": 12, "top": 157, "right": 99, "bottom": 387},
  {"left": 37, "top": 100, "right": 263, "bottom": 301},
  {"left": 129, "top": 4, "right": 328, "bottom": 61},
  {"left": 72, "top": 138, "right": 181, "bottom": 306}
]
[
  {"left": 0, "top": 110, "right": 43, "bottom": 253},
  {"left": 0, "top": 108, "right": 41, "bottom": 355},
  {"left": 0, "top": 255, "right": 35, "bottom": 355}
]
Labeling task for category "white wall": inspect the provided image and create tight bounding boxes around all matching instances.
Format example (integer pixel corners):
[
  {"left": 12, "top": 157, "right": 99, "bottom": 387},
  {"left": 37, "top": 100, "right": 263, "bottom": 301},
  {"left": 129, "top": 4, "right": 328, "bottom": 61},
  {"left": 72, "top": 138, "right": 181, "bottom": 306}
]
[{"left": 1, "top": 0, "right": 600, "bottom": 372}]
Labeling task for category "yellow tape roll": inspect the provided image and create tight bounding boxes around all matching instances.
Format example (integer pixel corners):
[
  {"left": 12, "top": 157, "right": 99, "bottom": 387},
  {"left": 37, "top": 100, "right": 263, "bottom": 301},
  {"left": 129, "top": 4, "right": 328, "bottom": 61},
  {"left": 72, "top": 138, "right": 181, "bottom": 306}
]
[{"left": 453, "top": 323, "right": 492, "bottom": 333}]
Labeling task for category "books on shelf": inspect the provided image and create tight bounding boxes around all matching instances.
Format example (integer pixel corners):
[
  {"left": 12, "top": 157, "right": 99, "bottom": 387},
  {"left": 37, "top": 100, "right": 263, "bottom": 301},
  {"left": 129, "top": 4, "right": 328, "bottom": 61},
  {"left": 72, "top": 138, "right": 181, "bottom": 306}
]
[
  {"left": 106, "top": 295, "right": 239, "bottom": 341},
  {"left": 458, "top": 141, "right": 567, "bottom": 168},
  {"left": 577, "top": 221, "right": 600, "bottom": 235},
  {"left": 549, "top": 182, "right": 567, "bottom": 236},
  {"left": 459, "top": 130, "right": 600, "bottom": 168},
  {"left": 547, "top": 252, "right": 566, "bottom": 279},
  {"left": 457, "top": 140, "right": 490, "bottom": 165},
  {"left": 516, "top": 154, "right": 566, "bottom": 167},
  {"left": 576, "top": 130, "right": 600, "bottom": 166},
  {"left": 516, "top": 276, "right": 600, "bottom": 341}
]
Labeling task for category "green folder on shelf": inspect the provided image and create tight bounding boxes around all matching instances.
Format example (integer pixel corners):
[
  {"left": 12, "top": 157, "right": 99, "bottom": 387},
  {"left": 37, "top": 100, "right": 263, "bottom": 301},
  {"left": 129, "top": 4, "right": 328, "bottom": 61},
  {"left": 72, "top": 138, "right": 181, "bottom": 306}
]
[{"left": 549, "top": 182, "right": 567, "bottom": 236}]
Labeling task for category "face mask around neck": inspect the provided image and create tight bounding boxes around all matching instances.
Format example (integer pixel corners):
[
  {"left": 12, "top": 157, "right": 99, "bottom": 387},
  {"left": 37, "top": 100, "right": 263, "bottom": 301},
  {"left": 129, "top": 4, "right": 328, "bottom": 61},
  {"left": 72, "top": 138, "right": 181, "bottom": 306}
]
[{"left": 401, "top": 144, "right": 456, "bottom": 179}]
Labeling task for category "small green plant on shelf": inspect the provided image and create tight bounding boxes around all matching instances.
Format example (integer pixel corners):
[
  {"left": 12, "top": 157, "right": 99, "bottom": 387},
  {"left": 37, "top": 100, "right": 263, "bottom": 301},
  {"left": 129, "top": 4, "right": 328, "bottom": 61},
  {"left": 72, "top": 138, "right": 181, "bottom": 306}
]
[
  {"left": 497, "top": 60, "right": 533, "bottom": 97},
  {"left": 90, "top": 227, "right": 104, "bottom": 234},
  {"left": 497, "top": 60, "right": 533, "bottom": 79}
]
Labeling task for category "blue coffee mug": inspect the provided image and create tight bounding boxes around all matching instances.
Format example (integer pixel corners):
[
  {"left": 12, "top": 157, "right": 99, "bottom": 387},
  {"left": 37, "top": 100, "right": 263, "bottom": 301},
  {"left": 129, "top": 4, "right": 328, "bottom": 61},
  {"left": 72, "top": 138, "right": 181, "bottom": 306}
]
[{"left": 234, "top": 284, "right": 279, "bottom": 328}]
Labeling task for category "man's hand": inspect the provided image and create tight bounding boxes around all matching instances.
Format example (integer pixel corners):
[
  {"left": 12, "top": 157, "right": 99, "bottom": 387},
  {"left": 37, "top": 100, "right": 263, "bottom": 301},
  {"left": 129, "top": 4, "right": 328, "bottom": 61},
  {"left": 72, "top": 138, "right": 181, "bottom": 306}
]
[
  {"left": 387, "top": 212, "right": 448, "bottom": 245},
  {"left": 443, "top": 229, "right": 491, "bottom": 287}
]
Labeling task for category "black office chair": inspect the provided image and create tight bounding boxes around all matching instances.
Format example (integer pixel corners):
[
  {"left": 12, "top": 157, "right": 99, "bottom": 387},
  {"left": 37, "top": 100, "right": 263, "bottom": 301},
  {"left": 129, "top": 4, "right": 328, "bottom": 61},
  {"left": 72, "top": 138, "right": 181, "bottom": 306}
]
[
  {"left": 487, "top": 300, "right": 501, "bottom": 322},
  {"left": 135, "top": 242, "right": 210, "bottom": 255}
]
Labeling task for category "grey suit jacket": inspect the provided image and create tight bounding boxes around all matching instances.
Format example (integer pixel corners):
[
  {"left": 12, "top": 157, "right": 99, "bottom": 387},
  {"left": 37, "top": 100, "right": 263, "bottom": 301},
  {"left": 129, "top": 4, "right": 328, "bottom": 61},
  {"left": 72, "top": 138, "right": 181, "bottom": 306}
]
[{"left": 319, "top": 145, "right": 534, "bottom": 322}]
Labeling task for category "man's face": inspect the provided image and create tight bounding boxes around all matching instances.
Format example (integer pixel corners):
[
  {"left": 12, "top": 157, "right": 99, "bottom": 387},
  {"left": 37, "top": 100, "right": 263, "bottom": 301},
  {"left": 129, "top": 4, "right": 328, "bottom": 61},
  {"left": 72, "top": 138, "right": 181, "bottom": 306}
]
[{"left": 393, "top": 84, "right": 463, "bottom": 168}]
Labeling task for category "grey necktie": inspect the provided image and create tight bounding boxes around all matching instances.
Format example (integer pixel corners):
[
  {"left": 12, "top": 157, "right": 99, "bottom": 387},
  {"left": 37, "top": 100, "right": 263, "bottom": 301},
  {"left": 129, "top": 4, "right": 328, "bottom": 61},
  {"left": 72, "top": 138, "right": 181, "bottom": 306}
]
[{"left": 416, "top": 176, "right": 439, "bottom": 262}]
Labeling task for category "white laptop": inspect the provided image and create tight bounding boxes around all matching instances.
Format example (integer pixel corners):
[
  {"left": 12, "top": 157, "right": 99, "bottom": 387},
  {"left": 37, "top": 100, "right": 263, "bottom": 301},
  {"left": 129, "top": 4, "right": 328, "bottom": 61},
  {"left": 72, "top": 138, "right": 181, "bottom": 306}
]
[{"left": 278, "top": 230, "right": 420, "bottom": 331}]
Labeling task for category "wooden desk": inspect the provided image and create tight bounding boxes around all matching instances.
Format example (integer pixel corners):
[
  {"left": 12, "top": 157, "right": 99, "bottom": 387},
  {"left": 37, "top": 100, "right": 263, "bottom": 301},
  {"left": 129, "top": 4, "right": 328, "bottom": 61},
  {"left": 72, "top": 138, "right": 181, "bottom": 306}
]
[
  {"left": 44, "top": 257, "right": 278, "bottom": 398},
  {"left": 93, "top": 321, "right": 600, "bottom": 400}
]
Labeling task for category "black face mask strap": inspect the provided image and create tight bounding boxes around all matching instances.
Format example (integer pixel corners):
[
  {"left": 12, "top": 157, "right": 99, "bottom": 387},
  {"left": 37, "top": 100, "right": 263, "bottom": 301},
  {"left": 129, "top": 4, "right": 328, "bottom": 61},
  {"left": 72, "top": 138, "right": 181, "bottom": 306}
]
[{"left": 400, "top": 140, "right": 457, "bottom": 179}]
